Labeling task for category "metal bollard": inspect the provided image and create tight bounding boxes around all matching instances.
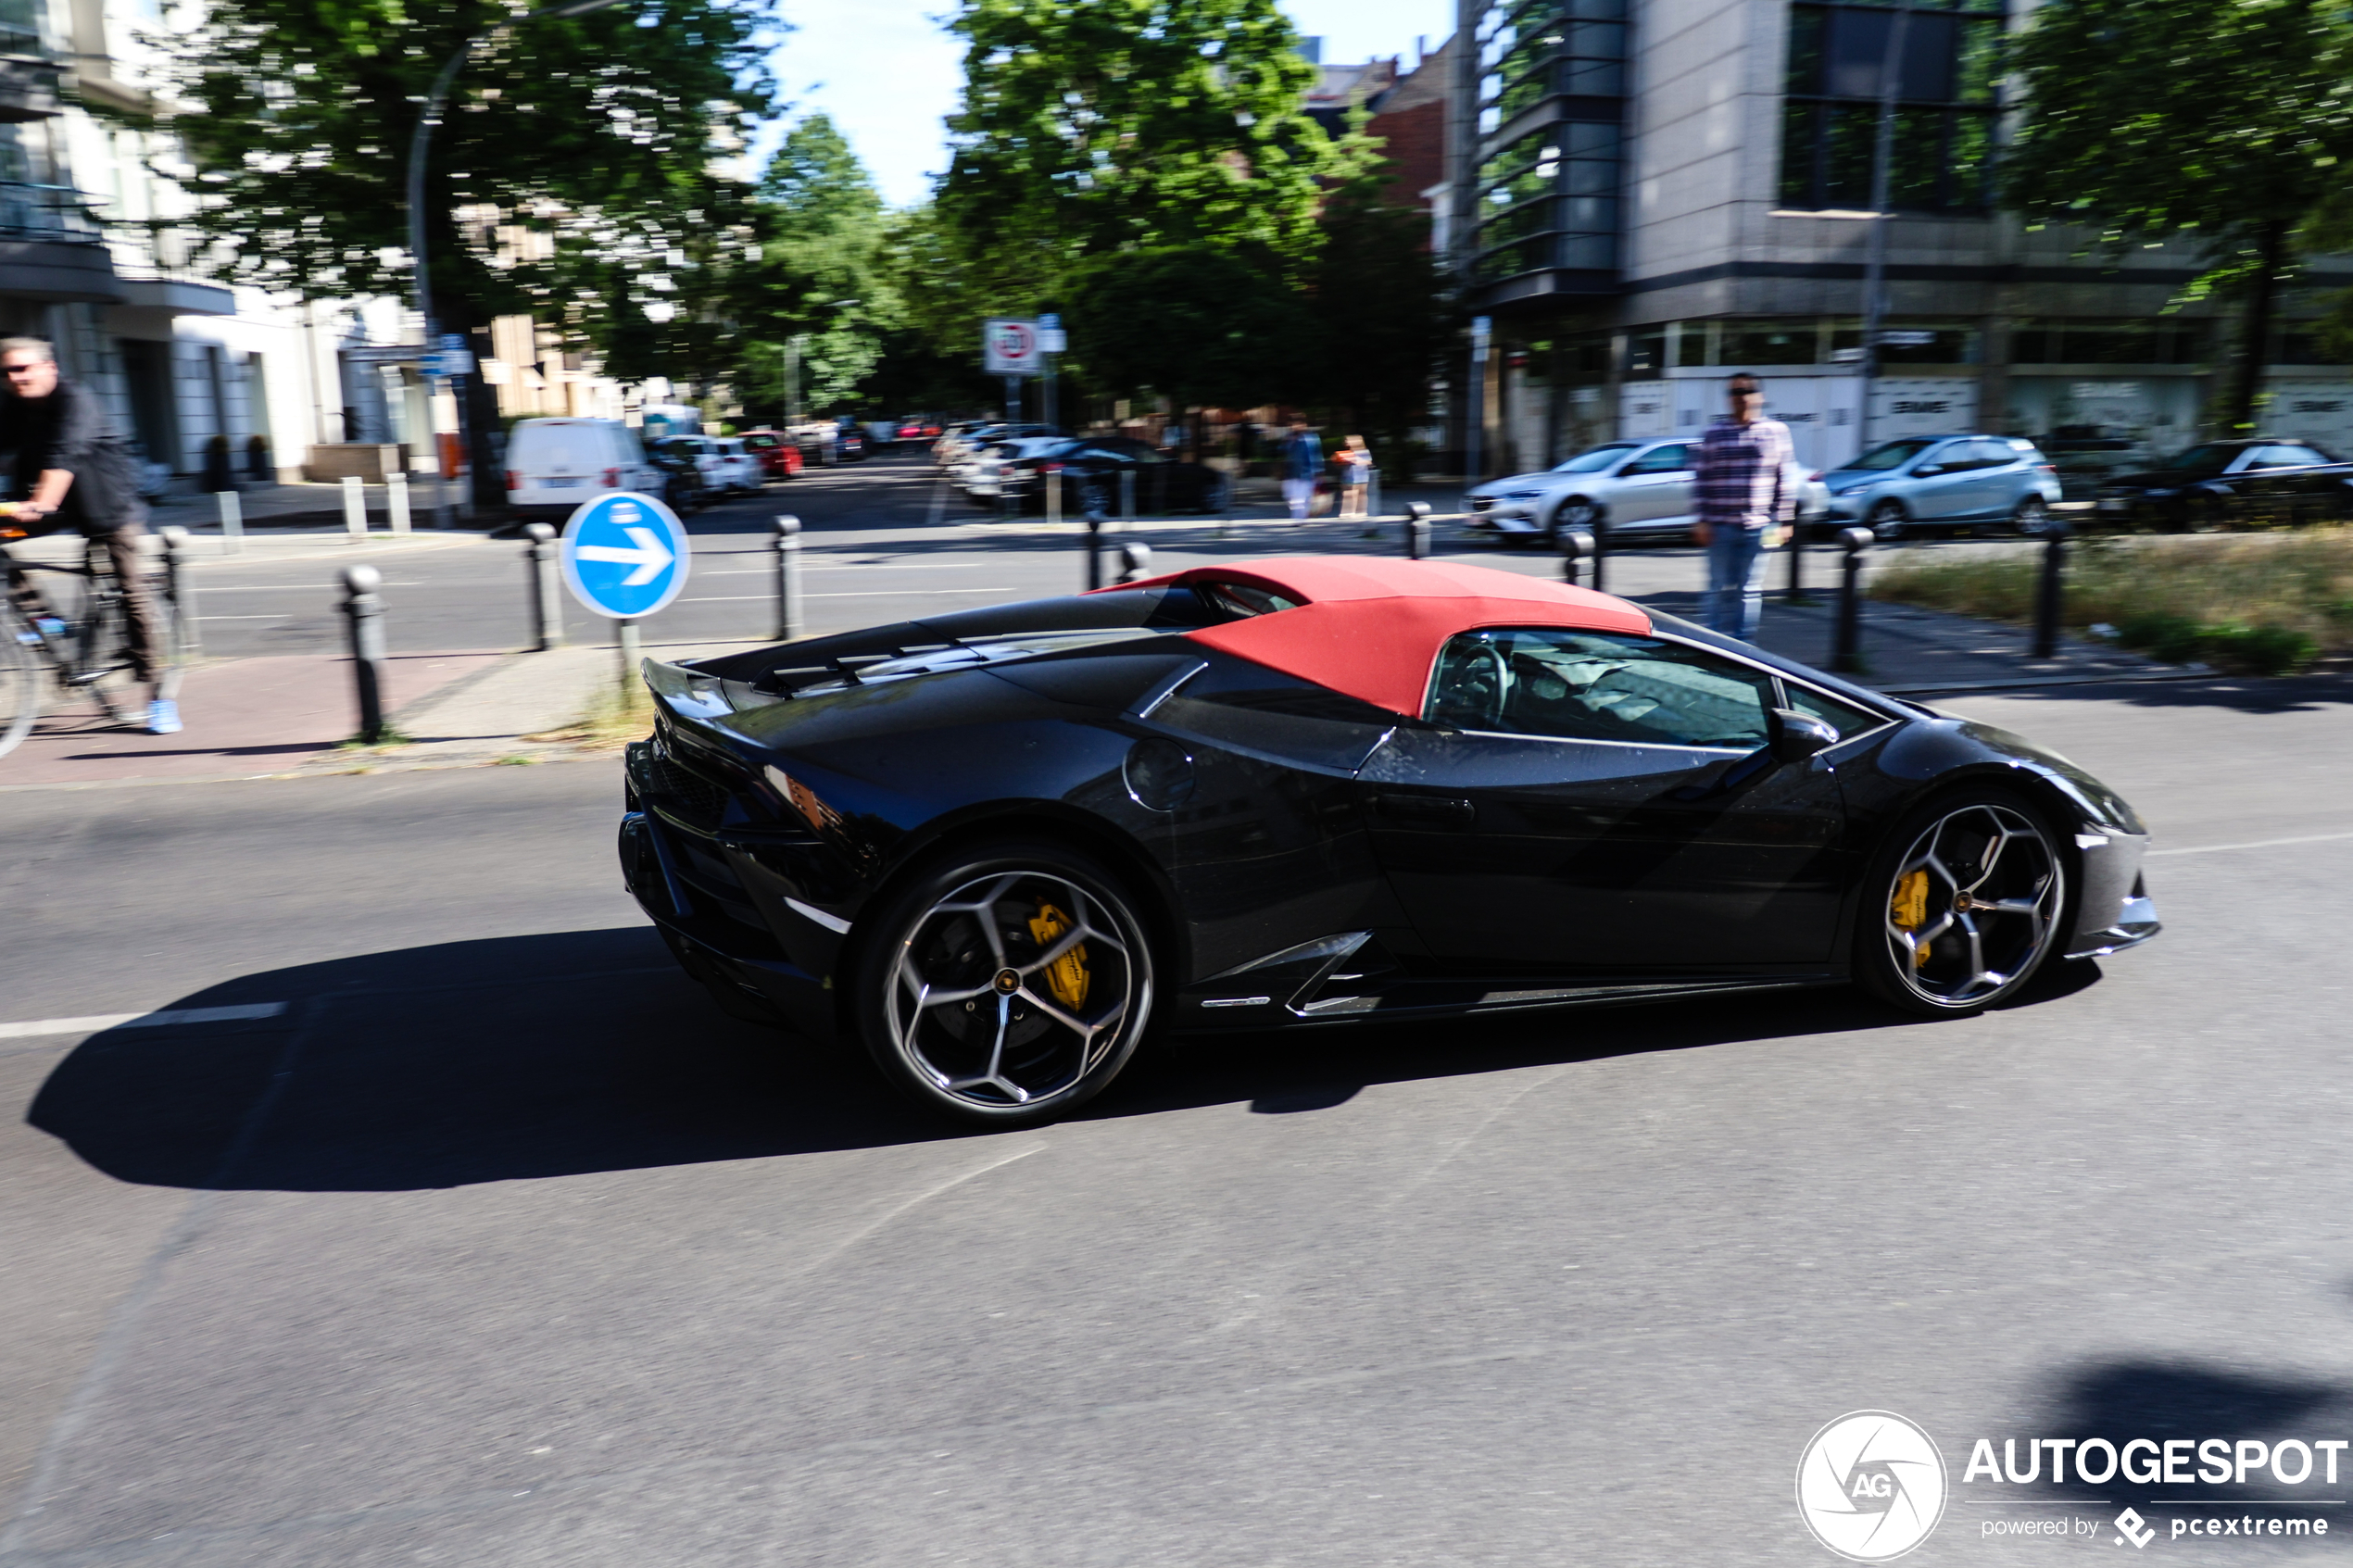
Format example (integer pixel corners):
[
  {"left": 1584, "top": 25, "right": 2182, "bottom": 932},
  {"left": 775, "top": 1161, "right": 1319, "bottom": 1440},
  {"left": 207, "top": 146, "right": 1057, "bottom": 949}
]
[
  {"left": 1116, "top": 543, "right": 1153, "bottom": 584},
  {"left": 1085, "top": 510, "right": 1105, "bottom": 590},
  {"left": 387, "top": 470, "right": 412, "bottom": 534},
  {"left": 2032, "top": 516, "right": 2069, "bottom": 659},
  {"left": 340, "top": 564, "right": 388, "bottom": 742},
  {"left": 1561, "top": 528, "right": 1594, "bottom": 589},
  {"left": 1404, "top": 501, "right": 1431, "bottom": 560},
  {"left": 215, "top": 488, "right": 244, "bottom": 556},
  {"left": 772, "top": 514, "right": 802, "bottom": 642},
  {"left": 1044, "top": 464, "right": 1062, "bottom": 531},
  {"left": 156, "top": 525, "right": 199, "bottom": 659},
  {"left": 342, "top": 475, "right": 368, "bottom": 542},
  {"left": 1783, "top": 515, "right": 1809, "bottom": 603},
  {"left": 1832, "top": 526, "right": 1871, "bottom": 674},
  {"left": 523, "top": 522, "right": 562, "bottom": 650}
]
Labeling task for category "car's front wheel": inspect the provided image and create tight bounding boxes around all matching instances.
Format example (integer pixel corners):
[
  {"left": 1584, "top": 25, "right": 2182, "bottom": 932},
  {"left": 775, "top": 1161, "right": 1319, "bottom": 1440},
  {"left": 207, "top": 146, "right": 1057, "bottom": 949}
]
[
  {"left": 1868, "top": 499, "right": 1909, "bottom": 541},
  {"left": 1856, "top": 791, "right": 2068, "bottom": 1017},
  {"left": 853, "top": 841, "right": 1158, "bottom": 1126},
  {"left": 1548, "top": 496, "right": 1602, "bottom": 545}
]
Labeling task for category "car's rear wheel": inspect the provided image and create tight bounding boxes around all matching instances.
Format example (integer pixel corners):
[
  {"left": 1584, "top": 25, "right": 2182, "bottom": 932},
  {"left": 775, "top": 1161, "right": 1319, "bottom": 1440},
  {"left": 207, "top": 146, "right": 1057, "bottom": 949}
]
[
  {"left": 1856, "top": 790, "right": 2068, "bottom": 1017},
  {"left": 2009, "top": 496, "right": 2051, "bottom": 537},
  {"left": 1868, "top": 499, "right": 1909, "bottom": 541},
  {"left": 854, "top": 841, "right": 1157, "bottom": 1126}
]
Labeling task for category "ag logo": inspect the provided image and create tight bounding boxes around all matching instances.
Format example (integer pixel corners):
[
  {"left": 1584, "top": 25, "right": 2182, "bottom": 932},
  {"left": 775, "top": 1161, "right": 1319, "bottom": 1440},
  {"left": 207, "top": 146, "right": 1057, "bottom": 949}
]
[{"left": 1795, "top": 1411, "right": 1948, "bottom": 1562}]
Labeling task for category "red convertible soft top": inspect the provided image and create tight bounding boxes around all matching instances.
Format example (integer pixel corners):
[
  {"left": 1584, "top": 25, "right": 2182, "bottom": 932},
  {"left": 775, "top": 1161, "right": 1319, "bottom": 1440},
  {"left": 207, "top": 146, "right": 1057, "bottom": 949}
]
[{"left": 1119, "top": 556, "right": 1652, "bottom": 718}]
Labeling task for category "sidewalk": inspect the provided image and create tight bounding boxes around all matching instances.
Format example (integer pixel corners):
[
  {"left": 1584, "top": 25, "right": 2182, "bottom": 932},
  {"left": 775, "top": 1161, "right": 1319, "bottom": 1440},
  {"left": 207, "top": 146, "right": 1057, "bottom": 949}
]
[
  {"left": 0, "top": 635, "right": 741, "bottom": 791},
  {"left": 146, "top": 475, "right": 472, "bottom": 533}
]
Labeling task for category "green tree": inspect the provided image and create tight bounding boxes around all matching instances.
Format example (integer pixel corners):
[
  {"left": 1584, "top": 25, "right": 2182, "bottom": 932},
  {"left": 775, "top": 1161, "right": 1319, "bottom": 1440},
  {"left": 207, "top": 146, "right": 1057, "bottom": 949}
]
[
  {"left": 1063, "top": 244, "right": 1302, "bottom": 411},
  {"left": 738, "top": 114, "right": 897, "bottom": 418},
  {"left": 2004, "top": 0, "right": 2353, "bottom": 432},
  {"left": 1303, "top": 167, "right": 1444, "bottom": 474},
  {"left": 155, "top": 0, "right": 776, "bottom": 438}
]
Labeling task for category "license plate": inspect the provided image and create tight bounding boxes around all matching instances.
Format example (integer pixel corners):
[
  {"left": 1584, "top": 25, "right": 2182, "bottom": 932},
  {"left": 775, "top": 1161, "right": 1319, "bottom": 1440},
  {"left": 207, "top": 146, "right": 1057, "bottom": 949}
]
[{"left": 543, "top": 477, "right": 583, "bottom": 488}]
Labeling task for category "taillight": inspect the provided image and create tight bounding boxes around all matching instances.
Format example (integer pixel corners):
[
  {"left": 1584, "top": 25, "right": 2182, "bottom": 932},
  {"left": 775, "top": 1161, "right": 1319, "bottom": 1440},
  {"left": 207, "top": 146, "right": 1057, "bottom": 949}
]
[
  {"left": 2038, "top": 463, "right": 2057, "bottom": 474},
  {"left": 506, "top": 470, "right": 520, "bottom": 490},
  {"left": 603, "top": 467, "right": 620, "bottom": 488}
]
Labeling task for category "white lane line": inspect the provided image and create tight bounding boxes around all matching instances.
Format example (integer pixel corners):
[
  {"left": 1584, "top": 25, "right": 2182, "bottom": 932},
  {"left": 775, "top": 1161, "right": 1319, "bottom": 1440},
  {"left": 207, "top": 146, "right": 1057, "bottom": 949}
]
[
  {"left": 2148, "top": 831, "right": 2353, "bottom": 859},
  {"left": 0, "top": 1001, "right": 289, "bottom": 1040},
  {"left": 196, "top": 614, "right": 298, "bottom": 621}
]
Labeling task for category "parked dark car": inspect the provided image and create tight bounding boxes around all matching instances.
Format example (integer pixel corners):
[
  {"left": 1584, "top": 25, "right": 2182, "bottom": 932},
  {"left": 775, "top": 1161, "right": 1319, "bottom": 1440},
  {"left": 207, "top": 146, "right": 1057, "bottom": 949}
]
[
  {"left": 620, "top": 556, "right": 2159, "bottom": 1127},
  {"left": 834, "top": 420, "right": 868, "bottom": 461},
  {"left": 2095, "top": 437, "right": 2341, "bottom": 529},
  {"left": 643, "top": 442, "right": 707, "bottom": 515},
  {"left": 989, "top": 435, "right": 1234, "bottom": 515}
]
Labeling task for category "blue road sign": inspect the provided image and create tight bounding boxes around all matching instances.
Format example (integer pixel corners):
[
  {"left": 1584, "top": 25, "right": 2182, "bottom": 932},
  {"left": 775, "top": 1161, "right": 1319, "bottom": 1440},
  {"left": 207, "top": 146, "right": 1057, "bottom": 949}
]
[{"left": 558, "top": 491, "right": 691, "bottom": 620}]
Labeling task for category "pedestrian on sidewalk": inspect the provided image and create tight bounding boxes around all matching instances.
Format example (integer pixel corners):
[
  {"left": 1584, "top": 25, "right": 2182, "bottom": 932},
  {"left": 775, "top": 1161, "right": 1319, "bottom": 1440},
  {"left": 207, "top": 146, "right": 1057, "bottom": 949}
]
[
  {"left": 1337, "top": 434, "right": 1373, "bottom": 521},
  {"left": 0, "top": 336, "right": 180, "bottom": 734},
  {"left": 1279, "top": 420, "right": 1320, "bottom": 522},
  {"left": 1691, "top": 372, "right": 1793, "bottom": 643}
]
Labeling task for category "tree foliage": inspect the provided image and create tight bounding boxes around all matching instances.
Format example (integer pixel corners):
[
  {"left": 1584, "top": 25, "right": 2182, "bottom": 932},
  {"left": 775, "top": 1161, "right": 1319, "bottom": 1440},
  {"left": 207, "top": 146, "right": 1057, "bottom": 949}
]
[
  {"left": 737, "top": 114, "right": 896, "bottom": 416},
  {"left": 2005, "top": 0, "right": 2353, "bottom": 427},
  {"left": 157, "top": 0, "right": 777, "bottom": 355}
]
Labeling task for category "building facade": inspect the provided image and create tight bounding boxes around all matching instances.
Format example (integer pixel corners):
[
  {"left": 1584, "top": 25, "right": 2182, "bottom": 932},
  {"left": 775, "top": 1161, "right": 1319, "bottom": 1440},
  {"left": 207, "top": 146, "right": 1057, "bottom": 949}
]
[{"left": 1453, "top": 0, "right": 2353, "bottom": 478}]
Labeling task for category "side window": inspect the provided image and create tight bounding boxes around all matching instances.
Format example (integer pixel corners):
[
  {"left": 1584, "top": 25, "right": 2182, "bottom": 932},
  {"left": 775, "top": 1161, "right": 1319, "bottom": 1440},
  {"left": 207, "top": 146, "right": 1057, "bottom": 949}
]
[
  {"left": 1917, "top": 443, "right": 1962, "bottom": 473},
  {"left": 1778, "top": 682, "right": 1885, "bottom": 741},
  {"left": 1968, "top": 438, "right": 2017, "bottom": 469},
  {"left": 1427, "top": 630, "right": 1777, "bottom": 749},
  {"left": 1624, "top": 444, "right": 1690, "bottom": 475}
]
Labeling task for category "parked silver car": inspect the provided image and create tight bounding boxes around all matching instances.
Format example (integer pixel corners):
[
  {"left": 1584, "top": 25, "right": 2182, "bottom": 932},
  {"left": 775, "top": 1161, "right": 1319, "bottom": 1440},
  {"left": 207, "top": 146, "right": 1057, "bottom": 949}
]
[
  {"left": 1465, "top": 437, "right": 1827, "bottom": 544},
  {"left": 1819, "top": 434, "right": 2062, "bottom": 539}
]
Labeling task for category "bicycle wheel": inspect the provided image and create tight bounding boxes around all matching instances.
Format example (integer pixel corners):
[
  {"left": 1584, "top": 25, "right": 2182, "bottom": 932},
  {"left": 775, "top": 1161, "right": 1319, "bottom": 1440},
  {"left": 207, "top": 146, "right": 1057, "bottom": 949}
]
[{"left": 0, "top": 614, "right": 40, "bottom": 759}]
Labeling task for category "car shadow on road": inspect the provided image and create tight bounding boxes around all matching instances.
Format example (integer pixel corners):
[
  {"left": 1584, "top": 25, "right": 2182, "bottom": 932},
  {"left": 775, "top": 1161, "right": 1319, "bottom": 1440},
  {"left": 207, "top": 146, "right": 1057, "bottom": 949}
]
[
  {"left": 1114, "top": 957, "right": 2100, "bottom": 1123},
  {"left": 25, "top": 927, "right": 2104, "bottom": 1192}
]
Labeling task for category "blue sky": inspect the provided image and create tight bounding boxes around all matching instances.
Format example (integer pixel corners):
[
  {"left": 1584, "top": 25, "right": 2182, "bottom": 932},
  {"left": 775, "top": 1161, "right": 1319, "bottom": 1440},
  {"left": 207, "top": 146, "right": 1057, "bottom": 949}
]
[{"left": 763, "top": 0, "right": 1452, "bottom": 208}]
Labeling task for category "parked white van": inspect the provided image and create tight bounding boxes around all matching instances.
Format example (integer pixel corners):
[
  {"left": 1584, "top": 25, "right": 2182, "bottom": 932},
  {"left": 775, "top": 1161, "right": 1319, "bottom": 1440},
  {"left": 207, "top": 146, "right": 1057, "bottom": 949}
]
[{"left": 506, "top": 419, "right": 661, "bottom": 521}]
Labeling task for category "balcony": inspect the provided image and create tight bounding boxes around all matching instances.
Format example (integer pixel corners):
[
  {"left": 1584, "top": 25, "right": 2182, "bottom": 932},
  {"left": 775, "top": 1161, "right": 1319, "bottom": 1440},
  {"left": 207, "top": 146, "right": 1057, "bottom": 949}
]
[
  {"left": 0, "top": 49, "right": 60, "bottom": 120},
  {"left": 0, "top": 181, "right": 121, "bottom": 303}
]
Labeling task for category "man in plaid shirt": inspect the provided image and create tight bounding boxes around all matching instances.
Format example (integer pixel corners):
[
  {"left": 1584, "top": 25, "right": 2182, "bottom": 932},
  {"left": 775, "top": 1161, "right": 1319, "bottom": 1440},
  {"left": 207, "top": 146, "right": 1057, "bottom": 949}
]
[{"left": 1692, "top": 372, "right": 1794, "bottom": 641}]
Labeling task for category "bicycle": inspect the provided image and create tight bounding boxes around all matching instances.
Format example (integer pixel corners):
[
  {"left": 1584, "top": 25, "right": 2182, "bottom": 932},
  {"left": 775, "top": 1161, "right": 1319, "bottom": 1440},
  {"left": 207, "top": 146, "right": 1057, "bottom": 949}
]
[{"left": 0, "top": 518, "right": 187, "bottom": 759}]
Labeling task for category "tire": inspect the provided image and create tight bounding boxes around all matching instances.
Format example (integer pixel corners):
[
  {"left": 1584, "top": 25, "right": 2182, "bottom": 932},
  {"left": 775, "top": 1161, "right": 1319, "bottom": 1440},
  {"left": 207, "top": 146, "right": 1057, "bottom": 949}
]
[
  {"left": 852, "top": 840, "right": 1158, "bottom": 1126},
  {"left": 2188, "top": 492, "right": 2230, "bottom": 533},
  {"left": 1868, "top": 499, "right": 1908, "bottom": 541},
  {"left": 2009, "top": 496, "right": 2051, "bottom": 537},
  {"left": 0, "top": 621, "right": 40, "bottom": 759},
  {"left": 1549, "top": 496, "right": 1602, "bottom": 545},
  {"left": 1855, "top": 789, "right": 2069, "bottom": 1018}
]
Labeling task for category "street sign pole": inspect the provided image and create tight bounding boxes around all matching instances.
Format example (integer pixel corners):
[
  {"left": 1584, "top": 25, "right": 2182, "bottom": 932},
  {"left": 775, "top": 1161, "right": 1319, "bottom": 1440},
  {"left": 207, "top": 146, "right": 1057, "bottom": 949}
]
[
  {"left": 1038, "top": 313, "right": 1063, "bottom": 433},
  {"left": 1005, "top": 374, "right": 1021, "bottom": 424}
]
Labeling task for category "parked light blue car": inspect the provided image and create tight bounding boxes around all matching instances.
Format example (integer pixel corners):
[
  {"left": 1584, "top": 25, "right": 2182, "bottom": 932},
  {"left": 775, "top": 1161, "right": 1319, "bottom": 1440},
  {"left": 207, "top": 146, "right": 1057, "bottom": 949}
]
[{"left": 1818, "top": 434, "right": 2063, "bottom": 540}]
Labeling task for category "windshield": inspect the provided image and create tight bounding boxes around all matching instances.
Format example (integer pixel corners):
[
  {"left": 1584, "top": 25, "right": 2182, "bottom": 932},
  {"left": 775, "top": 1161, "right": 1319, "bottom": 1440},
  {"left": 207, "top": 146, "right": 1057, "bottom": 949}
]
[
  {"left": 2161, "top": 444, "right": 2233, "bottom": 474},
  {"left": 1553, "top": 444, "right": 1640, "bottom": 474},
  {"left": 1843, "top": 439, "right": 1938, "bottom": 472}
]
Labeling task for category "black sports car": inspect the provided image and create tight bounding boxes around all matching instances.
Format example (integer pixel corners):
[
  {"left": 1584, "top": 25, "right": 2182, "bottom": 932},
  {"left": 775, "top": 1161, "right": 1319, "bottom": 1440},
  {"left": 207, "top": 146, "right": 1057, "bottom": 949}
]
[
  {"left": 2093, "top": 437, "right": 2340, "bottom": 529},
  {"left": 620, "top": 558, "right": 2159, "bottom": 1126}
]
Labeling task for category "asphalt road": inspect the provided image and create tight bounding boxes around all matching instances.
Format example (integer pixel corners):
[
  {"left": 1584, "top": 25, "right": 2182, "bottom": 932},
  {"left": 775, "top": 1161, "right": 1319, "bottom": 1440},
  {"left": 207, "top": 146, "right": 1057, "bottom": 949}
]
[
  {"left": 143, "top": 452, "right": 1989, "bottom": 666},
  {"left": 4, "top": 665, "right": 2351, "bottom": 1565}
]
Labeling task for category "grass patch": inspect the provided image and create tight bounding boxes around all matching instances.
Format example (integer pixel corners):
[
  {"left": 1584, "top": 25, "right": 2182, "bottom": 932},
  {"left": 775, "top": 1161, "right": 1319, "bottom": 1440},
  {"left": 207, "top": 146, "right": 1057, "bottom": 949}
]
[
  {"left": 333, "top": 728, "right": 415, "bottom": 751},
  {"left": 1868, "top": 531, "right": 2353, "bottom": 675},
  {"left": 522, "top": 682, "right": 654, "bottom": 751}
]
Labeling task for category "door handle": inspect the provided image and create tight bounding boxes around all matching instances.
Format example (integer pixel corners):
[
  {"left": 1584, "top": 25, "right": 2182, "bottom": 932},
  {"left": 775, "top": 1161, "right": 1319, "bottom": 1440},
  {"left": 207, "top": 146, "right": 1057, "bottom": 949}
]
[{"left": 1374, "top": 792, "right": 1476, "bottom": 827}]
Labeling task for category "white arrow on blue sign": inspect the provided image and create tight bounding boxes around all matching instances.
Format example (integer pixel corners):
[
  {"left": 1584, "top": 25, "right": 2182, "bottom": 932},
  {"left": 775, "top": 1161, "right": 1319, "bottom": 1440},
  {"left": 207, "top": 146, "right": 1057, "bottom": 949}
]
[{"left": 558, "top": 491, "right": 691, "bottom": 619}]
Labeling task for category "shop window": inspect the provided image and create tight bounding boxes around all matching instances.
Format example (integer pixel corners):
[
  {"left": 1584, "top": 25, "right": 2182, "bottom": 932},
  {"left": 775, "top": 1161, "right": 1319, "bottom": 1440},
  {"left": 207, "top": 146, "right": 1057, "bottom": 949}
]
[
  {"left": 1720, "top": 320, "right": 1819, "bottom": 366},
  {"left": 2010, "top": 320, "right": 2208, "bottom": 365},
  {"left": 1626, "top": 328, "right": 1667, "bottom": 375},
  {"left": 1778, "top": 0, "right": 2005, "bottom": 214}
]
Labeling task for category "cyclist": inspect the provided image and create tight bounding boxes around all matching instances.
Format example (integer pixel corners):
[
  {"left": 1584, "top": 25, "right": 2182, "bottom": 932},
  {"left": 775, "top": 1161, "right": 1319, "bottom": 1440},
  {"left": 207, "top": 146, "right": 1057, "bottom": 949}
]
[{"left": 0, "top": 336, "right": 177, "bottom": 734}]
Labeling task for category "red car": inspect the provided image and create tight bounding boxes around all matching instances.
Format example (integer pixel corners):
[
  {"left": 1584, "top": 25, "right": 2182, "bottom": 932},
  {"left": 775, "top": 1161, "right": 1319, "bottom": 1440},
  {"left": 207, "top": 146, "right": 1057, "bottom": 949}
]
[{"left": 737, "top": 430, "right": 804, "bottom": 481}]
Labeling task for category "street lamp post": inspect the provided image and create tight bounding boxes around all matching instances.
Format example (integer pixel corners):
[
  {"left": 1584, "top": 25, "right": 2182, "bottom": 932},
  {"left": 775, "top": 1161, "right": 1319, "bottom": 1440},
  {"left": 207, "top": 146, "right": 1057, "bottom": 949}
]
[{"left": 403, "top": 0, "right": 620, "bottom": 527}]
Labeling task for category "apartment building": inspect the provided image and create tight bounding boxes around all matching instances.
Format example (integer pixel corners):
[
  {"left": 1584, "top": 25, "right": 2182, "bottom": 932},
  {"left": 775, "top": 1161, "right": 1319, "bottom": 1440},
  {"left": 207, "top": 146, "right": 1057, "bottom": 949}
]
[{"left": 1454, "top": 0, "right": 2353, "bottom": 476}]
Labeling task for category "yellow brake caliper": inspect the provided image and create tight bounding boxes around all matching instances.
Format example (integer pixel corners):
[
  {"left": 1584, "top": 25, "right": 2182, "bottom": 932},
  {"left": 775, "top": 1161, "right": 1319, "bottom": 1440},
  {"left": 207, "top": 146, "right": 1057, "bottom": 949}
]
[
  {"left": 1027, "top": 901, "right": 1090, "bottom": 1010},
  {"left": 1891, "top": 869, "right": 1931, "bottom": 967}
]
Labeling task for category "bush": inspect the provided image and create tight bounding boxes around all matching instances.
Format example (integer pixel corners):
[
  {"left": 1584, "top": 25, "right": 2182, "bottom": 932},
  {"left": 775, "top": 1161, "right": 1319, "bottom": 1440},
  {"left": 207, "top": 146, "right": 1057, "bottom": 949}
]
[{"left": 1868, "top": 529, "right": 2352, "bottom": 675}]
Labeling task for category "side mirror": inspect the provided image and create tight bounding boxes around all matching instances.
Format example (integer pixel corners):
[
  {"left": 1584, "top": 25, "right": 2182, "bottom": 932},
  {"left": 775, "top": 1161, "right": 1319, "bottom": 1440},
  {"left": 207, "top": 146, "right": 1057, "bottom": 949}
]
[
  {"left": 1768, "top": 708, "right": 1840, "bottom": 765},
  {"left": 1913, "top": 463, "right": 1945, "bottom": 477}
]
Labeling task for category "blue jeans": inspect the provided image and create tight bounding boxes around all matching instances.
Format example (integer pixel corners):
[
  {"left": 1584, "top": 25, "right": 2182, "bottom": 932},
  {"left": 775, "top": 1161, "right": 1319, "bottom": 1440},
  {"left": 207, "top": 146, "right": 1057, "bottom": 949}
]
[{"left": 1705, "top": 525, "right": 1770, "bottom": 642}]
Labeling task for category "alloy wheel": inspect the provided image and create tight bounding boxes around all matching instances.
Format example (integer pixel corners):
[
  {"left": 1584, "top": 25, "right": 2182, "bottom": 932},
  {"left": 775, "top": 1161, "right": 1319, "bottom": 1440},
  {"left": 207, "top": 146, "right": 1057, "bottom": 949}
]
[
  {"left": 882, "top": 868, "right": 1146, "bottom": 1113},
  {"left": 1869, "top": 500, "right": 1907, "bottom": 541},
  {"left": 2013, "top": 497, "right": 2050, "bottom": 536},
  {"left": 1882, "top": 802, "right": 2063, "bottom": 1008}
]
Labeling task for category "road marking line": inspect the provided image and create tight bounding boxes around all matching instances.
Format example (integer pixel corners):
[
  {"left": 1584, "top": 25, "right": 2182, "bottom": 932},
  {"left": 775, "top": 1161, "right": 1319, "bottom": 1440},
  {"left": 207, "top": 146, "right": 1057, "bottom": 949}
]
[
  {"left": 2148, "top": 831, "right": 2353, "bottom": 859},
  {"left": 0, "top": 1001, "right": 289, "bottom": 1039},
  {"left": 680, "top": 588, "right": 1007, "bottom": 602}
]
